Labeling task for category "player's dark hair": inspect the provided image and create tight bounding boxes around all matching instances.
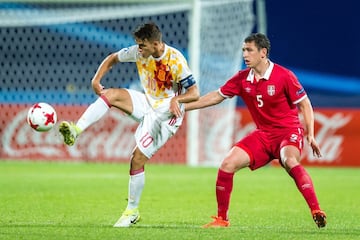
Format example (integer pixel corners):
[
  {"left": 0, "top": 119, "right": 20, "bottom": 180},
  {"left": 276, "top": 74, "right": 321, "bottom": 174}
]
[
  {"left": 133, "top": 22, "right": 162, "bottom": 42},
  {"left": 245, "top": 33, "right": 271, "bottom": 57}
]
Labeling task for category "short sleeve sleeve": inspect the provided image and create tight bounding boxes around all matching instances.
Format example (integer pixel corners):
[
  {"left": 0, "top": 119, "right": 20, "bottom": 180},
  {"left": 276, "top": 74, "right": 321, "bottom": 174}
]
[
  {"left": 286, "top": 70, "right": 307, "bottom": 104},
  {"left": 219, "top": 71, "right": 242, "bottom": 98},
  {"left": 117, "top": 45, "right": 139, "bottom": 62}
]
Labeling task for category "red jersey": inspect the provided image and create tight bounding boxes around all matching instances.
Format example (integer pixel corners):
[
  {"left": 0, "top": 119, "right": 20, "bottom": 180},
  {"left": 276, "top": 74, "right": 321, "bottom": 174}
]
[{"left": 219, "top": 62, "right": 307, "bottom": 132}]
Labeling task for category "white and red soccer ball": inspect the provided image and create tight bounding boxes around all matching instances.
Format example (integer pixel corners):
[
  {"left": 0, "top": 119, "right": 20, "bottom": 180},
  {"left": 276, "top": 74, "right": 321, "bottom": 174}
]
[{"left": 27, "top": 102, "right": 57, "bottom": 132}]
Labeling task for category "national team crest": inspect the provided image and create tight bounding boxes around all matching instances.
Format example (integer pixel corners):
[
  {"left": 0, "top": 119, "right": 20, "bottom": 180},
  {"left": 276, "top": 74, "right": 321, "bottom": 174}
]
[{"left": 267, "top": 85, "right": 275, "bottom": 96}]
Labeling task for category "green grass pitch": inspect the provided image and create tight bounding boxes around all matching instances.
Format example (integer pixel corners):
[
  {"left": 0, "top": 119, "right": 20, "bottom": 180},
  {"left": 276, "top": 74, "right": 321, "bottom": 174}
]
[{"left": 0, "top": 160, "right": 359, "bottom": 240}]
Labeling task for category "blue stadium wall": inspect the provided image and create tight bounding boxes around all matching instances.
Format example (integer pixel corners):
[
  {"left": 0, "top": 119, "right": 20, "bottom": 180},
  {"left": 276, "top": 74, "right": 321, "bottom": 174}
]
[{"left": 263, "top": 1, "right": 360, "bottom": 108}]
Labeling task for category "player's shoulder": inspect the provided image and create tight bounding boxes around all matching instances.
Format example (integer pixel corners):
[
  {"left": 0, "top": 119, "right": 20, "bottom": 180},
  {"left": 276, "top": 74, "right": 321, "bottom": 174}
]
[
  {"left": 118, "top": 44, "right": 138, "bottom": 53},
  {"left": 165, "top": 44, "right": 189, "bottom": 65},
  {"left": 166, "top": 44, "right": 185, "bottom": 56},
  {"left": 117, "top": 45, "right": 139, "bottom": 56},
  {"left": 272, "top": 63, "right": 297, "bottom": 78},
  {"left": 223, "top": 68, "right": 250, "bottom": 85},
  {"left": 236, "top": 68, "right": 252, "bottom": 79}
]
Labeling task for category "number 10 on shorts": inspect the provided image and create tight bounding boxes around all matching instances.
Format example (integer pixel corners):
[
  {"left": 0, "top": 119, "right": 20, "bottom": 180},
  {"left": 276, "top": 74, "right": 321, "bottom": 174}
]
[{"left": 140, "top": 132, "right": 154, "bottom": 148}]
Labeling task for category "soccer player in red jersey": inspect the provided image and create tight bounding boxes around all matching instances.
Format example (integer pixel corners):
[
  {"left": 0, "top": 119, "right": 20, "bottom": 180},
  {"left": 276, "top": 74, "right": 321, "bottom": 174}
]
[{"left": 185, "top": 33, "right": 326, "bottom": 228}]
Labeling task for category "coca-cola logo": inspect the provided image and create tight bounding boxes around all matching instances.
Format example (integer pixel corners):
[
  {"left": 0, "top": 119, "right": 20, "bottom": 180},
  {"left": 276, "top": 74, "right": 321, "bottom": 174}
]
[
  {"left": 1, "top": 108, "right": 137, "bottom": 160},
  {"left": 2, "top": 109, "right": 63, "bottom": 157},
  {"left": 305, "top": 112, "right": 351, "bottom": 163}
]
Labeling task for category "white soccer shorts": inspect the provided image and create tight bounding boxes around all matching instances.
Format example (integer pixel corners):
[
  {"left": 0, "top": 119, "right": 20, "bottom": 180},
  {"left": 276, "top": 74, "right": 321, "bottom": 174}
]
[{"left": 127, "top": 89, "right": 184, "bottom": 159}]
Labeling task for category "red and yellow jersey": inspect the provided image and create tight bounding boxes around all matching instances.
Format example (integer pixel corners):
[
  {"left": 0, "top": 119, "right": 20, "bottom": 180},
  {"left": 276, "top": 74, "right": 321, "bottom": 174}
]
[
  {"left": 220, "top": 61, "right": 307, "bottom": 131},
  {"left": 117, "top": 44, "right": 192, "bottom": 111}
]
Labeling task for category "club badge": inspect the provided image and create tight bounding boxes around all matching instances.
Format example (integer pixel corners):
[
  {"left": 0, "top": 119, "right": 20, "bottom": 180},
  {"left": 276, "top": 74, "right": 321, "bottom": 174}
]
[{"left": 267, "top": 85, "right": 275, "bottom": 96}]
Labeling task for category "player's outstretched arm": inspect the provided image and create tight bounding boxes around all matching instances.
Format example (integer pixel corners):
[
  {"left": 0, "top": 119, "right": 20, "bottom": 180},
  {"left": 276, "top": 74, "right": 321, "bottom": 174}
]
[{"left": 185, "top": 91, "right": 225, "bottom": 111}]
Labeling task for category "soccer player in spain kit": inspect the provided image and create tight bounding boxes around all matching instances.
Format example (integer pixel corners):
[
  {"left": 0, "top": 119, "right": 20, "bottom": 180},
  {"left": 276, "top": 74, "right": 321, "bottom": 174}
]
[
  {"left": 59, "top": 22, "right": 199, "bottom": 227},
  {"left": 185, "top": 33, "right": 326, "bottom": 228}
]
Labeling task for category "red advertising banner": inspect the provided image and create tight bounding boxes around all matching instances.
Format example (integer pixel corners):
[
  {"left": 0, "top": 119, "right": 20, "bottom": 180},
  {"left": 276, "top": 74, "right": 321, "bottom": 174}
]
[
  {"left": 233, "top": 108, "right": 360, "bottom": 167},
  {"left": 0, "top": 104, "right": 186, "bottom": 164},
  {"left": 301, "top": 108, "right": 360, "bottom": 167},
  {"left": 0, "top": 104, "right": 359, "bottom": 167}
]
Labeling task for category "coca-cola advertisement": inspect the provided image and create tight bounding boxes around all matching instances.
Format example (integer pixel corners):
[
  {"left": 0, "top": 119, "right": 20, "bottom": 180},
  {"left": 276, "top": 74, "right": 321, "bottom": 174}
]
[
  {"left": 1, "top": 104, "right": 359, "bottom": 167},
  {"left": 0, "top": 104, "right": 186, "bottom": 164}
]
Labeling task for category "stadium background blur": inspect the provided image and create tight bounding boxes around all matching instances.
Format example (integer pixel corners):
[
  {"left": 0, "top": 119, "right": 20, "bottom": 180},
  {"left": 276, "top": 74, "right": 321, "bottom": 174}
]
[
  {"left": 1, "top": 0, "right": 359, "bottom": 167},
  {"left": 265, "top": 1, "right": 360, "bottom": 108}
]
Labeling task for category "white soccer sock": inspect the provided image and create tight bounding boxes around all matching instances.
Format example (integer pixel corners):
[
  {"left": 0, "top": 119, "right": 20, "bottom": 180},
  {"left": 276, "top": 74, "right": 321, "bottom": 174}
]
[
  {"left": 127, "top": 171, "right": 145, "bottom": 210},
  {"left": 76, "top": 97, "right": 110, "bottom": 131}
]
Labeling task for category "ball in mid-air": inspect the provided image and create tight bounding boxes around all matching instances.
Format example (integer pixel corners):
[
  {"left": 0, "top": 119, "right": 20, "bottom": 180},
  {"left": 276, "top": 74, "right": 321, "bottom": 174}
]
[{"left": 27, "top": 102, "right": 57, "bottom": 132}]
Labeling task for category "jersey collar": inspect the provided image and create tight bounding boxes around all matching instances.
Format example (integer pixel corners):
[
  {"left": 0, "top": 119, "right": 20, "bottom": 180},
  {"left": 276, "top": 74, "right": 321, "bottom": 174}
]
[{"left": 246, "top": 60, "right": 274, "bottom": 83}]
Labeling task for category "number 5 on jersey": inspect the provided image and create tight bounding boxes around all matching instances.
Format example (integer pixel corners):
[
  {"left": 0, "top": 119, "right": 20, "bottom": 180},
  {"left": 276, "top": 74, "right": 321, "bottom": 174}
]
[{"left": 256, "top": 94, "right": 263, "bottom": 107}]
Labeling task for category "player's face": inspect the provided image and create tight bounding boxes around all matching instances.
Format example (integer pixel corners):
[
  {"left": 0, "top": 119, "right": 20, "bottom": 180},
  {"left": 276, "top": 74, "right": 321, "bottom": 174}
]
[
  {"left": 135, "top": 38, "right": 157, "bottom": 58},
  {"left": 242, "top": 41, "right": 266, "bottom": 68}
]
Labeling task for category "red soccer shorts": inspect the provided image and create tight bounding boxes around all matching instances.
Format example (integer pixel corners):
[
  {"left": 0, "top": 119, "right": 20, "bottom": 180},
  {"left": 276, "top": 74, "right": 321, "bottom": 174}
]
[{"left": 235, "top": 127, "right": 304, "bottom": 170}]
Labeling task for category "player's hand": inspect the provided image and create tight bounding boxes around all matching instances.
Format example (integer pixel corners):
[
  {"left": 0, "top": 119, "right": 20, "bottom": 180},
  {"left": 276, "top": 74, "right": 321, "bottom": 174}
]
[
  {"left": 169, "top": 98, "right": 182, "bottom": 118},
  {"left": 307, "top": 135, "right": 322, "bottom": 158}
]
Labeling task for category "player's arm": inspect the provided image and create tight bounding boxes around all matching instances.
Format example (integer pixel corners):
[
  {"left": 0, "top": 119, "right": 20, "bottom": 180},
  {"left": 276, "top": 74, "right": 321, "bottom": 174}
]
[
  {"left": 297, "top": 96, "right": 322, "bottom": 158},
  {"left": 185, "top": 90, "right": 225, "bottom": 111},
  {"left": 91, "top": 52, "right": 120, "bottom": 95},
  {"left": 170, "top": 76, "right": 200, "bottom": 118}
]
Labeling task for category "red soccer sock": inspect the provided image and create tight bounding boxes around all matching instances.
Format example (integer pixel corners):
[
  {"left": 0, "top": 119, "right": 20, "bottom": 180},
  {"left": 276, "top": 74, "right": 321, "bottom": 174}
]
[
  {"left": 216, "top": 169, "right": 234, "bottom": 221},
  {"left": 289, "top": 165, "right": 320, "bottom": 211}
]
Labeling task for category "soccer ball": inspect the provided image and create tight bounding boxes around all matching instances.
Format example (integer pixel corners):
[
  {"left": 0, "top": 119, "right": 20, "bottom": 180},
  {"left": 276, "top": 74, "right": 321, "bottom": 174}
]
[{"left": 27, "top": 102, "right": 57, "bottom": 132}]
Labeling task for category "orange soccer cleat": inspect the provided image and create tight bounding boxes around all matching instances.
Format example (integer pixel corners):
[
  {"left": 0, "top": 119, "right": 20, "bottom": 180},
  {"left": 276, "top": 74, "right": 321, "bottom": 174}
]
[
  {"left": 202, "top": 216, "right": 230, "bottom": 228},
  {"left": 312, "top": 210, "right": 327, "bottom": 228}
]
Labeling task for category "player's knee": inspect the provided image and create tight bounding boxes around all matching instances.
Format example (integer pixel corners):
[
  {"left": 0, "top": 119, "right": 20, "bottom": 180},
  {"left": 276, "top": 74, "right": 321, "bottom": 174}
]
[
  {"left": 282, "top": 156, "right": 299, "bottom": 170},
  {"left": 103, "top": 88, "right": 117, "bottom": 104},
  {"left": 130, "top": 148, "right": 148, "bottom": 170},
  {"left": 130, "top": 158, "right": 146, "bottom": 171},
  {"left": 220, "top": 157, "right": 247, "bottom": 173}
]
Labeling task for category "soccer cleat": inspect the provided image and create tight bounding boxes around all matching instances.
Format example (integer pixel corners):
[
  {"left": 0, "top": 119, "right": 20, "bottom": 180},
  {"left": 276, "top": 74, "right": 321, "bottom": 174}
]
[
  {"left": 59, "top": 121, "right": 81, "bottom": 146},
  {"left": 113, "top": 208, "right": 140, "bottom": 228},
  {"left": 202, "top": 216, "right": 230, "bottom": 228},
  {"left": 312, "top": 210, "right": 327, "bottom": 228}
]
